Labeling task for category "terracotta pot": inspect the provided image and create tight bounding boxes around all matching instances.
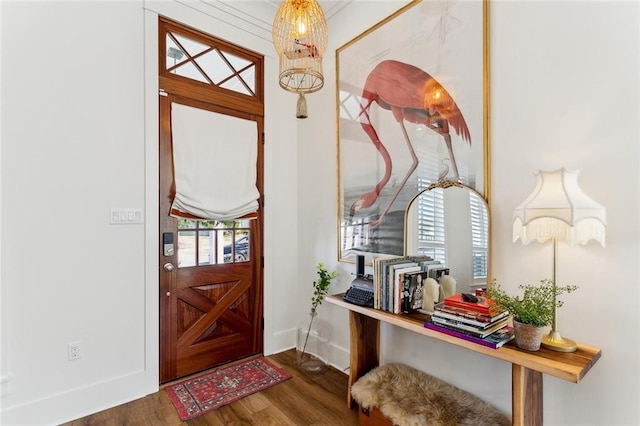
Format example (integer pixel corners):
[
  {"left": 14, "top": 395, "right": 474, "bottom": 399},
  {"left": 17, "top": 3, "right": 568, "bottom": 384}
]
[{"left": 513, "top": 320, "right": 545, "bottom": 351}]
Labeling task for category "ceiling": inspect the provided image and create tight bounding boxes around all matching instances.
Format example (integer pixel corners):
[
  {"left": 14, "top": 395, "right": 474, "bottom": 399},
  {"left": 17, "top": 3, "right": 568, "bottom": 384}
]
[
  {"left": 182, "top": 0, "right": 354, "bottom": 50},
  {"left": 262, "top": 0, "right": 353, "bottom": 20}
]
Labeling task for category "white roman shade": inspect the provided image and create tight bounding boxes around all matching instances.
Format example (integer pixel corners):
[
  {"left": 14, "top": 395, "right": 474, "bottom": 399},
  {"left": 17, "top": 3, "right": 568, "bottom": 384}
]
[{"left": 170, "top": 103, "right": 259, "bottom": 221}]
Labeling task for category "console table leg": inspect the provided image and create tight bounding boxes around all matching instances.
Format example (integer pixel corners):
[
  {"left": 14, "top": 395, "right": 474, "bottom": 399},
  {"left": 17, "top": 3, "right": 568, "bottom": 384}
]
[
  {"left": 512, "top": 364, "right": 543, "bottom": 426},
  {"left": 347, "top": 311, "right": 380, "bottom": 407}
]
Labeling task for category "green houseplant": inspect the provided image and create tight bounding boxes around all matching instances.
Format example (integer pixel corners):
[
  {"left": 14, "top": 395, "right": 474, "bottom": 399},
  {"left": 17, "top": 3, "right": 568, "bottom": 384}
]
[
  {"left": 297, "top": 262, "right": 337, "bottom": 373},
  {"left": 487, "top": 279, "right": 577, "bottom": 351}
]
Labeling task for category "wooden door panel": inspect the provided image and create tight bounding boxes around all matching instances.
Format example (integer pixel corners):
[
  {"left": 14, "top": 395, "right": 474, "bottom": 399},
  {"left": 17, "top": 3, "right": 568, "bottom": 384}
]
[
  {"left": 176, "top": 275, "right": 250, "bottom": 343},
  {"left": 172, "top": 265, "right": 255, "bottom": 377}
]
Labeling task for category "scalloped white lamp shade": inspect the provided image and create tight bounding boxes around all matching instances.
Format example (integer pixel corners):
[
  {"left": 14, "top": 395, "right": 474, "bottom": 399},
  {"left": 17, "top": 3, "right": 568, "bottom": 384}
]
[{"left": 513, "top": 168, "right": 606, "bottom": 247}]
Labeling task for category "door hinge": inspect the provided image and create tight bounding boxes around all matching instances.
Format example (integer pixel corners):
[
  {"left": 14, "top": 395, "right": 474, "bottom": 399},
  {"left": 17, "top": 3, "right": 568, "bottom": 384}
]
[
  {"left": 159, "top": 89, "right": 168, "bottom": 97},
  {"left": 261, "top": 195, "right": 265, "bottom": 207},
  {"left": 261, "top": 317, "right": 264, "bottom": 330},
  {"left": 261, "top": 256, "right": 264, "bottom": 268},
  {"left": 262, "top": 132, "right": 265, "bottom": 144}
]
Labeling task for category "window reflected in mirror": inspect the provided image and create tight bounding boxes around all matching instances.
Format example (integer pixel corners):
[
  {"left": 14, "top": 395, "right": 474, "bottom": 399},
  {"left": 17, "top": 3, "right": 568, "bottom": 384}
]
[{"left": 405, "top": 183, "right": 489, "bottom": 293}]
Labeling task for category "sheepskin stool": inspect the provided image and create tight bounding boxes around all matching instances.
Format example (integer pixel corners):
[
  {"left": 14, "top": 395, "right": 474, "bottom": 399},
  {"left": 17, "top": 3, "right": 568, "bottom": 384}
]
[{"left": 350, "top": 363, "right": 510, "bottom": 426}]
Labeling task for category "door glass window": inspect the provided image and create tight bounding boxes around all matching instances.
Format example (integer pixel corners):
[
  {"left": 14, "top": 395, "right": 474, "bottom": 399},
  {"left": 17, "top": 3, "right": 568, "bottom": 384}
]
[
  {"left": 165, "top": 32, "right": 256, "bottom": 97},
  {"left": 177, "top": 219, "right": 250, "bottom": 267}
]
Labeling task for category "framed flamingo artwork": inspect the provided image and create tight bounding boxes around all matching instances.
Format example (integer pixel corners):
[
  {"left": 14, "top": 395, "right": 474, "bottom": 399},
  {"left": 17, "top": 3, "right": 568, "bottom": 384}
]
[{"left": 337, "top": 0, "right": 489, "bottom": 263}]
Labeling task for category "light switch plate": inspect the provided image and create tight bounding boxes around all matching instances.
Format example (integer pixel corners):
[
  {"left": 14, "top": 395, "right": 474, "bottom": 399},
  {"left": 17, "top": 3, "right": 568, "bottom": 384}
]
[{"left": 110, "top": 208, "right": 143, "bottom": 224}]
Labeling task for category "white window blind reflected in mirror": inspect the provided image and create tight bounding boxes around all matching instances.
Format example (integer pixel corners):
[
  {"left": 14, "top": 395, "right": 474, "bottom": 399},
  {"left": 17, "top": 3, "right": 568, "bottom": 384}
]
[
  {"left": 470, "top": 192, "right": 488, "bottom": 282},
  {"left": 406, "top": 183, "right": 489, "bottom": 294},
  {"left": 417, "top": 179, "right": 446, "bottom": 265}
]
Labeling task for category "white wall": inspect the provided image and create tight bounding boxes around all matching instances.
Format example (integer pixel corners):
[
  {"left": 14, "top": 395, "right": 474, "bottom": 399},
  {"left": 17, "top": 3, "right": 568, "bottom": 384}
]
[
  {"left": 1, "top": 3, "right": 151, "bottom": 424},
  {"left": 0, "top": 1, "right": 301, "bottom": 424},
  {"left": 491, "top": 2, "right": 639, "bottom": 424},
  {"left": 300, "top": 1, "right": 640, "bottom": 425}
]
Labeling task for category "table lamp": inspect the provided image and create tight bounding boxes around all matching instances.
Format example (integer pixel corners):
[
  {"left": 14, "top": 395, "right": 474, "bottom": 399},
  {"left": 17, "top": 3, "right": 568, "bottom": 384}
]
[{"left": 512, "top": 168, "right": 606, "bottom": 352}]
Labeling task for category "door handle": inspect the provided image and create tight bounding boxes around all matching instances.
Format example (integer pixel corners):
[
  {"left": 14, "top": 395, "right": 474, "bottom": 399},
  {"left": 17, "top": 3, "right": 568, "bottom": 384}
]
[{"left": 163, "top": 262, "right": 175, "bottom": 272}]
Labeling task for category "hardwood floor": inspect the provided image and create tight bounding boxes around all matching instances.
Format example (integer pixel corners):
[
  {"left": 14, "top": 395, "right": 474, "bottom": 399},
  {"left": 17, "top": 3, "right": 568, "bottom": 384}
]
[{"left": 62, "top": 350, "right": 359, "bottom": 426}]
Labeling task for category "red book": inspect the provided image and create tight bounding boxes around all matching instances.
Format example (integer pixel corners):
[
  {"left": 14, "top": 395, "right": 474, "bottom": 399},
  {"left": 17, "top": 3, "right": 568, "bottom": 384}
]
[
  {"left": 433, "top": 303, "right": 508, "bottom": 324},
  {"left": 443, "top": 293, "right": 502, "bottom": 316}
]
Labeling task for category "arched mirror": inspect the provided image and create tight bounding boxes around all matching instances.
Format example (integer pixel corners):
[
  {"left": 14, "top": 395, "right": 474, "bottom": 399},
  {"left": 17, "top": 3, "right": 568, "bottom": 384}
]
[{"left": 404, "top": 181, "right": 489, "bottom": 295}]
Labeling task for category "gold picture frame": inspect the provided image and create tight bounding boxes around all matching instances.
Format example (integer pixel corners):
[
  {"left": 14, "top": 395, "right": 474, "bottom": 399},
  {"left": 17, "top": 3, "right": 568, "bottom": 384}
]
[{"left": 336, "top": 0, "right": 490, "bottom": 263}]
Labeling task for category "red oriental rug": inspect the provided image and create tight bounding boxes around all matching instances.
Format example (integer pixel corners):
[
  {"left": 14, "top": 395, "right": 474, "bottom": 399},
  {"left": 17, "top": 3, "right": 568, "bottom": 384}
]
[{"left": 165, "top": 357, "right": 292, "bottom": 421}]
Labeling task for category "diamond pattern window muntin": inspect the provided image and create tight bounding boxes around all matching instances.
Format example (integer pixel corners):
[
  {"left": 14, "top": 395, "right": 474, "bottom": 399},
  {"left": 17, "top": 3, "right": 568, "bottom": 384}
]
[{"left": 164, "top": 30, "right": 257, "bottom": 98}]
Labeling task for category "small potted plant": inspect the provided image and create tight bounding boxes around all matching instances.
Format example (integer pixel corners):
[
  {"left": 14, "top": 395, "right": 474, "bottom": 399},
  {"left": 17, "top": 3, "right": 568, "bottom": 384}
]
[
  {"left": 296, "top": 262, "right": 337, "bottom": 373},
  {"left": 487, "top": 279, "right": 577, "bottom": 351}
]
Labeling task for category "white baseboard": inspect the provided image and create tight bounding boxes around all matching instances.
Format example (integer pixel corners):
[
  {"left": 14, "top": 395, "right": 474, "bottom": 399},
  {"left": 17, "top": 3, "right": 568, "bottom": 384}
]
[
  {"left": 1, "top": 370, "right": 157, "bottom": 425},
  {"left": 267, "top": 328, "right": 351, "bottom": 377},
  {"left": 267, "top": 327, "right": 297, "bottom": 355},
  {"left": 329, "top": 342, "right": 350, "bottom": 373}
]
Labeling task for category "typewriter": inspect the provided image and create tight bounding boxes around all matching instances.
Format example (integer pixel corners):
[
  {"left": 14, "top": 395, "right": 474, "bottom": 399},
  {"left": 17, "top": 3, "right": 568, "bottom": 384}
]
[{"left": 343, "top": 275, "right": 374, "bottom": 308}]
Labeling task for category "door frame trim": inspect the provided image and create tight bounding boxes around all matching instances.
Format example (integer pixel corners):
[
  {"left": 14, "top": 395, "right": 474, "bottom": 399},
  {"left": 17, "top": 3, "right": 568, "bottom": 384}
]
[{"left": 143, "top": 10, "right": 161, "bottom": 388}]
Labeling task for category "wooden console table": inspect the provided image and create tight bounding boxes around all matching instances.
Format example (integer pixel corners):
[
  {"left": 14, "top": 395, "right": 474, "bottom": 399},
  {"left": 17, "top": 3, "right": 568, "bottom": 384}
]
[{"left": 326, "top": 294, "right": 601, "bottom": 426}]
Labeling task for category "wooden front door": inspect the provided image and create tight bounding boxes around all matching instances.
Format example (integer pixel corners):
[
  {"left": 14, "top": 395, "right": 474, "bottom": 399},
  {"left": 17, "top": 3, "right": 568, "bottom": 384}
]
[{"left": 158, "top": 18, "right": 264, "bottom": 383}]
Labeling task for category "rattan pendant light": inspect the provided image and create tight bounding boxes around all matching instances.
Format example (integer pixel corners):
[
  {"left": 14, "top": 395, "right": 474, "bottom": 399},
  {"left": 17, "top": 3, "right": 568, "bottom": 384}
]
[{"left": 272, "top": 0, "right": 327, "bottom": 118}]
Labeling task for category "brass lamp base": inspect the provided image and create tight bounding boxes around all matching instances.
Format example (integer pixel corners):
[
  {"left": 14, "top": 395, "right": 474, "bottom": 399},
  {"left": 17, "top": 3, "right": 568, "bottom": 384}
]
[{"left": 541, "top": 330, "right": 577, "bottom": 353}]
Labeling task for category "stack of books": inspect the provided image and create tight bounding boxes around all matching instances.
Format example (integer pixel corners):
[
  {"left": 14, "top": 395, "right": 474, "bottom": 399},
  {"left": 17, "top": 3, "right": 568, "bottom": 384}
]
[
  {"left": 424, "top": 293, "right": 515, "bottom": 349},
  {"left": 372, "top": 256, "right": 448, "bottom": 314}
]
